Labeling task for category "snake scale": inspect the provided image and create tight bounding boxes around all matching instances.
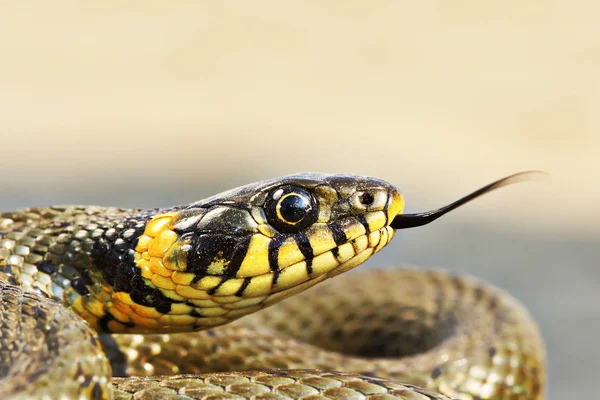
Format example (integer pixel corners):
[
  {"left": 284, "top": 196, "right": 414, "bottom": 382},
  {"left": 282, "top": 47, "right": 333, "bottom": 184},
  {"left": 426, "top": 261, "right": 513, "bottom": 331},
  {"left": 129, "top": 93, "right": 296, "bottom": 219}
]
[{"left": 0, "top": 173, "right": 546, "bottom": 399}]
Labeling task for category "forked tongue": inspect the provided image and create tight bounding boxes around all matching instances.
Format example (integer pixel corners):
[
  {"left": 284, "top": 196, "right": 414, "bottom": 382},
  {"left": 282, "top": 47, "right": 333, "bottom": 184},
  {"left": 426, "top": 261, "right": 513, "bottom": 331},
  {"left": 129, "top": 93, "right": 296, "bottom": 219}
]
[{"left": 390, "top": 171, "right": 547, "bottom": 229}]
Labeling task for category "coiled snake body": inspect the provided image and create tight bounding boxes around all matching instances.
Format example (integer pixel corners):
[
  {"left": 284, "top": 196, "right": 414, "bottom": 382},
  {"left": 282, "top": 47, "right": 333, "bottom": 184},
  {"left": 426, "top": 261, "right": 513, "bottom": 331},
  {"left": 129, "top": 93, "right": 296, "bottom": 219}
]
[{"left": 0, "top": 173, "right": 545, "bottom": 399}]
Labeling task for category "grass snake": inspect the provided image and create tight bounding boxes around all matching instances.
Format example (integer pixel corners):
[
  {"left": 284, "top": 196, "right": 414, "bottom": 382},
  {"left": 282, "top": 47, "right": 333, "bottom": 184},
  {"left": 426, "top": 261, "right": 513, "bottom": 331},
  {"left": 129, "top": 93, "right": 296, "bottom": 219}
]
[{"left": 0, "top": 172, "right": 545, "bottom": 399}]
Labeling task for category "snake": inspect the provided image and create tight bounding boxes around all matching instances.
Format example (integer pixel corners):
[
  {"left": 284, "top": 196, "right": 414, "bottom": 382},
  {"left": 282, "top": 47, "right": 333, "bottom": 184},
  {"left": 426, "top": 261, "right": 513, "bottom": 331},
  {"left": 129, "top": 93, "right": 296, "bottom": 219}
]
[{"left": 0, "top": 172, "right": 546, "bottom": 399}]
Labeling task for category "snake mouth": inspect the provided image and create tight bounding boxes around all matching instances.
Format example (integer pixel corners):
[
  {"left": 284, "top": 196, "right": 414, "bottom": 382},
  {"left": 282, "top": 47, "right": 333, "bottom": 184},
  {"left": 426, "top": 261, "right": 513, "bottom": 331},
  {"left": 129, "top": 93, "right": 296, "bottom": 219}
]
[
  {"left": 259, "top": 225, "right": 396, "bottom": 305},
  {"left": 390, "top": 171, "right": 546, "bottom": 230},
  {"left": 282, "top": 225, "right": 395, "bottom": 281}
]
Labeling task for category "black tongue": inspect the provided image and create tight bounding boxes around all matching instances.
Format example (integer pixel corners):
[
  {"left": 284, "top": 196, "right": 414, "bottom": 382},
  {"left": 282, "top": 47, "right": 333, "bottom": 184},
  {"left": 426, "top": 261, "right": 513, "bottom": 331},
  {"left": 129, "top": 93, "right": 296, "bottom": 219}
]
[{"left": 390, "top": 171, "right": 547, "bottom": 230}]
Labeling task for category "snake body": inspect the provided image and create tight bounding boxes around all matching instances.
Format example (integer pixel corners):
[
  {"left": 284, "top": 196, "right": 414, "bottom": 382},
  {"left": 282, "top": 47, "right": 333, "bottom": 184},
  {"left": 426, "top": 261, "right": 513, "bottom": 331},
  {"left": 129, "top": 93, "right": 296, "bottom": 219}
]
[{"left": 0, "top": 174, "right": 546, "bottom": 399}]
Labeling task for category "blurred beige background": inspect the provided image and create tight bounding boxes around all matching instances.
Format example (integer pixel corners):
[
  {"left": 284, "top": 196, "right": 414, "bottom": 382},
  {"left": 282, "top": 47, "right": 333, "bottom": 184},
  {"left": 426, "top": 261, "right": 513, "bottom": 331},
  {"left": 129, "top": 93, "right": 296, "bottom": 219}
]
[{"left": 0, "top": 2, "right": 598, "bottom": 399}]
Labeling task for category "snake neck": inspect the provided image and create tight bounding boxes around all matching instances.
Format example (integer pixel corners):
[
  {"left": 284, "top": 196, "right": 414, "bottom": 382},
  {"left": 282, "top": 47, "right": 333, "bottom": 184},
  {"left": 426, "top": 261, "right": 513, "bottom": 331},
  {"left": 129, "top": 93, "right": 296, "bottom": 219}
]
[{"left": 0, "top": 206, "right": 156, "bottom": 331}]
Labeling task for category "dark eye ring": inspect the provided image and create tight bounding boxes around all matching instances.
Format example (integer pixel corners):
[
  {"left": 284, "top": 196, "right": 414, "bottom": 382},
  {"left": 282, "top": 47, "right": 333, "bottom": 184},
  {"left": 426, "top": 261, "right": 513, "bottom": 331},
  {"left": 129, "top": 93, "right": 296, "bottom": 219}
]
[{"left": 265, "top": 186, "right": 318, "bottom": 233}]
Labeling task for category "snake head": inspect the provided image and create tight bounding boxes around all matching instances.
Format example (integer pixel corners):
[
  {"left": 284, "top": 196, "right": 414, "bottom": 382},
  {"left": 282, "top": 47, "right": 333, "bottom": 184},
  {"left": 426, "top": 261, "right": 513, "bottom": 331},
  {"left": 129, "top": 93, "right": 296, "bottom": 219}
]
[{"left": 180, "top": 173, "right": 404, "bottom": 288}]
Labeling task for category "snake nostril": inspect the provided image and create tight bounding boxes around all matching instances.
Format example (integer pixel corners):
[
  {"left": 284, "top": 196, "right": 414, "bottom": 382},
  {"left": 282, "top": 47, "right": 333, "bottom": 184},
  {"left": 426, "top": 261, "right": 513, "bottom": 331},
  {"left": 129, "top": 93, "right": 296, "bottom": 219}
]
[{"left": 358, "top": 192, "right": 375, "bottom": 206}]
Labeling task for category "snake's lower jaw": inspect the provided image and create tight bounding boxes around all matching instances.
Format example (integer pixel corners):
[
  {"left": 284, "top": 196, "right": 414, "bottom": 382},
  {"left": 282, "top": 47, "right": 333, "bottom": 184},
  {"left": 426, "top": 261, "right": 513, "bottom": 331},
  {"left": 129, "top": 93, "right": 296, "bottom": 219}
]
[
  {"left": 240, "top": 225, "right": 397, "bottom": 319},
  {"left": 314, "top": 224, "right": 396, "bottom": 281},
  {"left": 240, "top": 225, "right": 397, "bottom": 316},
  {"left": 327, "top": 226, "right": 396, "bottom": 278}
]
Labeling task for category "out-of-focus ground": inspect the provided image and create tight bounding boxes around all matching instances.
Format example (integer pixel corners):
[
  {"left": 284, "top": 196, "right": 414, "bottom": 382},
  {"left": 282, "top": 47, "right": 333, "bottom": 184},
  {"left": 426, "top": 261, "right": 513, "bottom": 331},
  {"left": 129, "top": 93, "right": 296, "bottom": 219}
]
[{"left": 0, "top": 3, "right": 598, "bottom": 399}]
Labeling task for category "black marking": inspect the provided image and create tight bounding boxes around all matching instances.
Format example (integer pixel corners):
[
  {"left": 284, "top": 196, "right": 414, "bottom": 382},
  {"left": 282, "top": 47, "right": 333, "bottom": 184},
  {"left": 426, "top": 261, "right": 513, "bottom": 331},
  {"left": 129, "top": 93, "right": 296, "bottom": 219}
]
[
  {"left": 190, "top": 233, "right": 252, "bottom": 293},
  {"left": 207, "top": 235, "right": 252, "bottom": 294},
  {"left": 329, "top": 223, "right": 347, "bottom": 246},
  {"left": 357, "top": 214, "right": 370, "bottom": 233},
  {"left": 80, "top": 375, "right": 94, "bottom": 390},
  {"left": 92, "top": 383, "right": 103, "bottom": 398},
  {"left": 91, "top": 216, "right": 180, "bottom": 312},
  {"left": 235, "top": 277, "right": 252, "bottom": 297},
  {"left": 489, "top": 347, "right": 497, "bottom": 358},
  {"left": 222, "top": 235, "right": 252, "bottom": 279},
  {"left": 80, "top": 269, "right": 93, "bottom": 285},
  {"left": 129, "top": 287, "right": 173, "bottom": 313},
  {"left": 36, "top": 262, "right": 57, "bottom": 275},
  {"left": 155, "top": 302, "right": 171, "bottom": 314},
  {"left": 268, "top": 237, "right": 282, "bottom": 271},
  {"left": 98, "top": 314, "right": 135, "bottom": 332},
  {"left": 331, "top": 247, "right": 340, "bottom": 258},
  {"left": 431, "top": 366, "right": 443, "bottom": 379},
  {"left": 97, "top": 315, "right": 112, "bottom": 332},
  {"left": 70, "top": 277, "right": 89, "bottom": 295},
  {"left": 207, "top": 281, "right": 222, "bottom": 296},
  {"left": 188, "top": 234, "right": 240, "bottom": 283},
  {"left": 190, "top": 309, "right": 204, "bottom": 317},
  {"left": 272, "top": 269, "right": 281, "bottom": 285},
  {"left": 92, "top": 238, "right": 114, "bottom": 286},
  {"left": 268, "top": 236, "right": 286, "bottom": 284},
  {"left": 294, "top": 232, "right": 314, "bottom": 275}
]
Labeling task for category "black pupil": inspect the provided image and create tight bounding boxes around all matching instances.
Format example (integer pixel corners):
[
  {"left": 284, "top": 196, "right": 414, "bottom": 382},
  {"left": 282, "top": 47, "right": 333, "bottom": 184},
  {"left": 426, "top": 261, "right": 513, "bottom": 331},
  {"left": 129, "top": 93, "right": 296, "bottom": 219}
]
[{"left": 279, "top": 194, "right": 309, "bottom": 223}]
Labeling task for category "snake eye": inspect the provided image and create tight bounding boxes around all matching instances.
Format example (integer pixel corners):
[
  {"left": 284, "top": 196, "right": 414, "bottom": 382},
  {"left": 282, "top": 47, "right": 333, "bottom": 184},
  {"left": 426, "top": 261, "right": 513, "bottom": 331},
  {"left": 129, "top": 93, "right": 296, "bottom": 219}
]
[{"left": 265, "top": 186, "right": 318, "bottom": 233}]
